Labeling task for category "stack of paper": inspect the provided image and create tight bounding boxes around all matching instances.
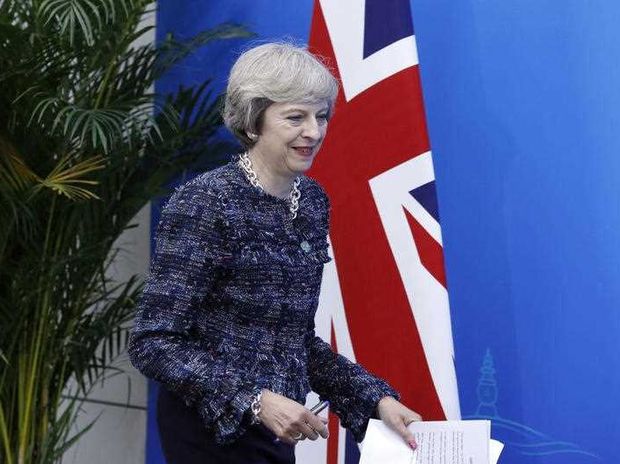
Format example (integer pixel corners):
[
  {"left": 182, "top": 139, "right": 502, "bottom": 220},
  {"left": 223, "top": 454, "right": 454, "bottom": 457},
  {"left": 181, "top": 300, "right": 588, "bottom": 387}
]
[{"left": 360, "top": 419, "right": 504, "bottom": 464}]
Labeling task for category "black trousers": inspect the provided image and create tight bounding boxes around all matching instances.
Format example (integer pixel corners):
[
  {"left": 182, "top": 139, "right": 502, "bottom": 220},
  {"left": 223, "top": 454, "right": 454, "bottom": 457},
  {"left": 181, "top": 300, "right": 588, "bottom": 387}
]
[{"left": 157, "top": 387, "right": 295, "bottom": 464}]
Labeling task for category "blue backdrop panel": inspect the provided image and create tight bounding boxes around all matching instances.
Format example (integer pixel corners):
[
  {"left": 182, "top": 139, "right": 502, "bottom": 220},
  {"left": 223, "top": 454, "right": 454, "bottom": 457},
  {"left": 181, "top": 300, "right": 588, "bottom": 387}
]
[
  {"left": 150, "top": 1, "right": 620, "bottom": 463},
  {"left": 412, "top": 0, "right": 620, "bottom": 462}
]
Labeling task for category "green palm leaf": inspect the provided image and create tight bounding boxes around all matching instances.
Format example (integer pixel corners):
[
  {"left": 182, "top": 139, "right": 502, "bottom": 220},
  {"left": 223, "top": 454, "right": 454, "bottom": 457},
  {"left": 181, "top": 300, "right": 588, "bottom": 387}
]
[
  {"left": 0, "top": 139, "right": 39, "bottom": 191},
  {"left": 38, "top": 0, "right": 131, "bottom": 46},
  {"left": 36, "top": 155, "right": 105, "bottom": 200}
]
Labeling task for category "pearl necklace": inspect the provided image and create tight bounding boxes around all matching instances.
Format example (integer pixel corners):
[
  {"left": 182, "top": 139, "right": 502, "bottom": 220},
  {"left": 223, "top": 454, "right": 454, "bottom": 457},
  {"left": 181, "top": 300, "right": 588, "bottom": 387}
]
[{"left": 238, "top": 152, "right": 301, "bottom": 219}]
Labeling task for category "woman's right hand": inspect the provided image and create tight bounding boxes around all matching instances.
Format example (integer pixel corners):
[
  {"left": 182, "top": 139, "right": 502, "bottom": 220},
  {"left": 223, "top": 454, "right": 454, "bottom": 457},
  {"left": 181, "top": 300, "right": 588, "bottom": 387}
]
[{"left": 258, "top": 389, "right": 329, "bottom": 445}]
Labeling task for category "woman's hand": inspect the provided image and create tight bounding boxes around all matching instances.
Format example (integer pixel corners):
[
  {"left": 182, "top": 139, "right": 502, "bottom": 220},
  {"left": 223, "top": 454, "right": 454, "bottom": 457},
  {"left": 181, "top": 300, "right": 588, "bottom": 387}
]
[
  {"left": 258, "top": 389, "right": 329, "bottom": 445},
  {"left": 376, "top": 396, "right": 423, "bottom": 449}
]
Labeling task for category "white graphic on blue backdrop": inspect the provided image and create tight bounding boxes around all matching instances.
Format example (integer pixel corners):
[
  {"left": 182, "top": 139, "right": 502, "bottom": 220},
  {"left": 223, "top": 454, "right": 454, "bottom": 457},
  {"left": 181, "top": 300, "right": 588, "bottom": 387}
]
[{"left": 464, "top": 349, "right": 601, "bottom": 461}]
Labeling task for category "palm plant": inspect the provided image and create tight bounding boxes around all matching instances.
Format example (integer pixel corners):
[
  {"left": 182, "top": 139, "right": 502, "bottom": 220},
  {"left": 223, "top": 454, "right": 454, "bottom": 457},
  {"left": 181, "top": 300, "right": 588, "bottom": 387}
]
[{"left": 0, "top": 1, "right": 250, "bottom": 463}]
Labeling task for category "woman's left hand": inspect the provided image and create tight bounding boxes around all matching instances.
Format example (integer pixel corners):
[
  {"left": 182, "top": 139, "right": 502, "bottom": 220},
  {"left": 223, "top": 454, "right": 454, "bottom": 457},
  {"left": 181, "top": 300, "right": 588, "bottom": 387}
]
[{"left": 376, "top": 396, "right": 423, "bottom": 450}]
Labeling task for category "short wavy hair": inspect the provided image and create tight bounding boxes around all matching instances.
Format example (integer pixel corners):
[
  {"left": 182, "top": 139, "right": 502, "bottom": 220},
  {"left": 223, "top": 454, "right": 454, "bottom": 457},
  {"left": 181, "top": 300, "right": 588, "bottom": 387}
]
[{"left": 223, "top": 42, "right": 339, "bottom": 148}]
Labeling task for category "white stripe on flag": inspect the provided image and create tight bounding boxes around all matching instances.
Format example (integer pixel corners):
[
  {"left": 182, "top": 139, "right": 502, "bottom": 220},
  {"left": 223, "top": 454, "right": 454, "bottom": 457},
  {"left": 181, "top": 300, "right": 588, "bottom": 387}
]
[
  {"left": 318, "top": 0, "right": 419, "bottom": 101},
  {"left": 369, "top": 152, "right": 461, "bottom": 420}
]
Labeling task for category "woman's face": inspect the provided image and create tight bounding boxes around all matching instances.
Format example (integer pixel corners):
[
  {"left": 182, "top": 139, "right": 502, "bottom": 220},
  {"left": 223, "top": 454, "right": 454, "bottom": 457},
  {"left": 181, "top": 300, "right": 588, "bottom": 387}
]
[{"left": 250, "top": 101, "right": 329, "bottom": 178}]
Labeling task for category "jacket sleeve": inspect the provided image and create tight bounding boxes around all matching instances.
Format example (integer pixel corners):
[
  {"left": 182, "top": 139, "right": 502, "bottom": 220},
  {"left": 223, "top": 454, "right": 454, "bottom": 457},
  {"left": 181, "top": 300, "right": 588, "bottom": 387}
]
[
  {"left": 304, "top": 186, "right": 399, "bottom": 442},
  {"left": 305, "top": 325, "right": 399, "bottom": 442},
  {"left": 127, "top": 182, "right": 259, "bottom": 444}
]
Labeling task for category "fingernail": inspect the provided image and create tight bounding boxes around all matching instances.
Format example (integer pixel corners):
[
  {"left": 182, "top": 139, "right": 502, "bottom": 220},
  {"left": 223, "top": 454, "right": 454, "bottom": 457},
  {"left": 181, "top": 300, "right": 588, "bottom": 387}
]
[{"left": 409, "top": 441, "right": 417, "bottom": 450}]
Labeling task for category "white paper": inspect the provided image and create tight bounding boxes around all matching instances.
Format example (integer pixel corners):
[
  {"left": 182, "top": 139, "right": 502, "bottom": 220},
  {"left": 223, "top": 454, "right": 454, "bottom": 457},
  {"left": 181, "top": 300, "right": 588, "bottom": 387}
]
[
  {"left": 489, "top": 439, "right": 504, "bottom": 464},
  {"left": 359, "top": 419, "right": 416, "bottom": 464},
  {"left": 360, "top": 419, "right": 502, "bottom": 464}
]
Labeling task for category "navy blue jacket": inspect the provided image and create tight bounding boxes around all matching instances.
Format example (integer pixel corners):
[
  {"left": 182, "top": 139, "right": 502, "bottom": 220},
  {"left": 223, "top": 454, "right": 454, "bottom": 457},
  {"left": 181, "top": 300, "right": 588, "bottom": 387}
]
[{"left": 128, "top": 161, "right": 397, "bottom": 444}]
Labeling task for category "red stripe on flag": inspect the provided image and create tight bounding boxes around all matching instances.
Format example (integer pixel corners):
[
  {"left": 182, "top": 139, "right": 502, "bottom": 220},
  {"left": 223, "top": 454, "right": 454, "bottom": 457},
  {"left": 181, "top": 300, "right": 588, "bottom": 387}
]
[
  {"left": 404, "top": 208, "right": 447, "bottom": 287},
  {"left": 309, "top": 1, "right": 447, "bottom": 421}
]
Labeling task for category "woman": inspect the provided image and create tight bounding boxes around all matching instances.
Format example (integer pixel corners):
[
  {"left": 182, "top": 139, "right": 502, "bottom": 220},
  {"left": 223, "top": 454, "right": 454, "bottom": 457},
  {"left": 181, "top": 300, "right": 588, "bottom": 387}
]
[{"left": 128, "top": 42, "right": 422, "bottom": 464}]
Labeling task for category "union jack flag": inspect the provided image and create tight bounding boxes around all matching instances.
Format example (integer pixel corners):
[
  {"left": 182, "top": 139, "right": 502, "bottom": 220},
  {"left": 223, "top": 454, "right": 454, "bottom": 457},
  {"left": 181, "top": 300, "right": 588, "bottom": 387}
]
[{"left": 304, "top": 1, "right": 461, "bottom": 462}]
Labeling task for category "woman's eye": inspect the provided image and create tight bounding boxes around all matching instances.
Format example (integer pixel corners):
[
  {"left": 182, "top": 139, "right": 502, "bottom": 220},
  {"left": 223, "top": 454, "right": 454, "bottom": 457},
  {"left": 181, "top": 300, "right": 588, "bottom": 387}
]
[{"left": 287, "top": 115, "right": 303, "bottom": 122}]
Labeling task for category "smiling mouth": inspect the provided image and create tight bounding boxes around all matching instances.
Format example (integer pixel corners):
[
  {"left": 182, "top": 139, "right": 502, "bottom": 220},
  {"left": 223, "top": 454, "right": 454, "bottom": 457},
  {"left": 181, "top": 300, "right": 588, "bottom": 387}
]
[{"left": 293, "top": 147, "right": 314, "bottom": 157}]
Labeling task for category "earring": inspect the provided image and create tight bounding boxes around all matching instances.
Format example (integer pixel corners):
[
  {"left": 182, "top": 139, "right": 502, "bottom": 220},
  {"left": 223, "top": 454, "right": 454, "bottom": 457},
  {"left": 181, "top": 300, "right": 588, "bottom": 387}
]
[{"left": 247, "top": 132, "right": 258, "bottom": 141}]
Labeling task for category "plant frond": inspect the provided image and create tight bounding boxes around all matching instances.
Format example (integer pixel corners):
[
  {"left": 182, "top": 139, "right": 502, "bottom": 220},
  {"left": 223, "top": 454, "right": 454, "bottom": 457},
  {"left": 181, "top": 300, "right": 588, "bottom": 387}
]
[
  {"left": 0, "top": 138, "right": 41, "bottom": 191},
  {"left": 155, "top": 23, "right": 255, "bottom": 76},
  {"left": 0, "top": 4, "right": 253, "bottom": 460},
  {"left": 37, "top": 0, "right": 127, "bottom": 46},
  {"left": 67, "top": 276, "right": 141, "bottom": 395},
  {"left": 26, "top": 93, "right": 178, "bottom": 153},
  {"left": 36, "top": 155, "right": 106, "bottom": 200},
  {"left": 36, "top": 394, "right": 98, "bottom": 461}
]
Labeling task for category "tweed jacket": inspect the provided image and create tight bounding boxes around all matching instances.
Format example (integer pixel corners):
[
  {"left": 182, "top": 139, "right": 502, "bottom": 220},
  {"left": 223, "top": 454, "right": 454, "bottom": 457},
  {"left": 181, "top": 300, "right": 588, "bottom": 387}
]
[{"left": 128, "top": 160, "right": 398, "bottom": 444}]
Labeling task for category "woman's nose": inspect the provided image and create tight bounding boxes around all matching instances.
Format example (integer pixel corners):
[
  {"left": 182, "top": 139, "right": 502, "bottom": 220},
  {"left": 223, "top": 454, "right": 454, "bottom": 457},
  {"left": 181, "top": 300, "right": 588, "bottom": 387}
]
[{"left": 302, "top": 118, "right": 321, "bottom": 140}]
